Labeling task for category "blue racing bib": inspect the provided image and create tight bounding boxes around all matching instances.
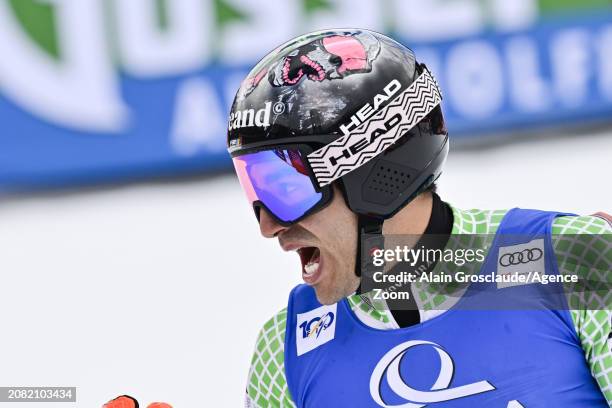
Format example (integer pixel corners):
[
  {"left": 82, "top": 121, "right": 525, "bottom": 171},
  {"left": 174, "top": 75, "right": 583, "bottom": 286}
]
[{"left": 284, "top": 208, "right": 607, "bottom": 407}]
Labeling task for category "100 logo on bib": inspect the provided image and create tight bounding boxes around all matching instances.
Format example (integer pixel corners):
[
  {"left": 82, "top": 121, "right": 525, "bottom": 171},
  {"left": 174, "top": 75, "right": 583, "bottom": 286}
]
[{"left": 295, "top": 304, "right": 337, "bottom": 356}]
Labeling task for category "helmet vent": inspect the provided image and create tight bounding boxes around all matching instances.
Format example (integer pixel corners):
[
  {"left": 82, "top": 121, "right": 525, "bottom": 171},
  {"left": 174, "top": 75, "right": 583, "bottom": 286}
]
[{"left": 362, "top": 161, "right": 417, "bottom": 205}]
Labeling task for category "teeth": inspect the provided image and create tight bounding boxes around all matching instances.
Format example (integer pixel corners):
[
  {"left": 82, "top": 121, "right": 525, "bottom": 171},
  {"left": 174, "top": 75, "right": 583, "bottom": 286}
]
[{"left": 304, "top": 262, "right": 319, "bottom": 276}]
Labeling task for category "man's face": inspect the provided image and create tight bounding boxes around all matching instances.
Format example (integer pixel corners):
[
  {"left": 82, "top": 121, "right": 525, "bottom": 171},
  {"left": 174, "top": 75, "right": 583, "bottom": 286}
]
[{"left": 259, "top": 186, "right": 359, "bottom": 305}]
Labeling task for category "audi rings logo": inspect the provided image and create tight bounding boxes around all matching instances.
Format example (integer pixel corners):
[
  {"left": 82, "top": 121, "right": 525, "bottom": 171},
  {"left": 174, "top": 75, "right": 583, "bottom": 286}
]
[
  {"left": 370, "top": 340, "right": 495, "bottom": 407},
  {"left": 499, "top": 247, "right": 543, "bottom": 267}
]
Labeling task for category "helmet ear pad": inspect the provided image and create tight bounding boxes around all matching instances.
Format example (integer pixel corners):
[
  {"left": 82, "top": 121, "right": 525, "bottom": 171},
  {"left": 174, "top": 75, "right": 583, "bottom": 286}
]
[{"left": 336, "top": 126, "right": 448, "bottom": 220}]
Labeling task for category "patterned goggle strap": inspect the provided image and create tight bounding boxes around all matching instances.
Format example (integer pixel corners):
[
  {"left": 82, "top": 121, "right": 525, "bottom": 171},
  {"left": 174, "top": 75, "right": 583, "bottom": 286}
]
[{"left": 307, "top": 68, "right": 442, "bottom": 188}]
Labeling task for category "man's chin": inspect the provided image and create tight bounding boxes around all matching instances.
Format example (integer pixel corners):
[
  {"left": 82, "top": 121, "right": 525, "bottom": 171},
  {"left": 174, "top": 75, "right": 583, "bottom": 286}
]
[{"left": 313, "top": 290, "right": 343, "bottom": 305}]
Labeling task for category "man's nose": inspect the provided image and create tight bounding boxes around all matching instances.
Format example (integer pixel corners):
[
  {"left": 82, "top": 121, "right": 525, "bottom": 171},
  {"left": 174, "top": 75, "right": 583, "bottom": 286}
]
[{"left": 259, "top": 207, "right": 288, "bottom": 238}]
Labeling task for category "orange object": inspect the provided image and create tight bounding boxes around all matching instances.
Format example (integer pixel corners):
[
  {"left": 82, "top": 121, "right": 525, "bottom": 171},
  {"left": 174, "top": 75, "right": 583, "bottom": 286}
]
[
  {"left": 592, "top": 211, "right": 612, "bottom": 224},
  {"left": 103, "top": 395, "right": 138, "bottom": 408},
  {"left": 103, "top": 396, "right": 173, "bottom": 408}
]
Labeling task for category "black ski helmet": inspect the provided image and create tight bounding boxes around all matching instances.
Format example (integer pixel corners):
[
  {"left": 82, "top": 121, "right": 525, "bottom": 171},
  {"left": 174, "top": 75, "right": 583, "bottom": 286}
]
[{"left": 227, "top": 29, "right": 449, "bottom": 276}]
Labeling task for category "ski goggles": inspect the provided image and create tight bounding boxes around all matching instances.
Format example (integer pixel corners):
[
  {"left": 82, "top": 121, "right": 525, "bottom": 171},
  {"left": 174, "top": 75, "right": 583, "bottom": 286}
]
[{"left": 231, "top": 145, "right": 333, "bottom": 226}]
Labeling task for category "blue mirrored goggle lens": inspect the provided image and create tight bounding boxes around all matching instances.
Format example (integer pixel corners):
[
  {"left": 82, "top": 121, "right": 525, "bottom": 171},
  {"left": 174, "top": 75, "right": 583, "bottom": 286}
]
[{"left": 232, "top": 148, "right": 323, "bottom": 223}]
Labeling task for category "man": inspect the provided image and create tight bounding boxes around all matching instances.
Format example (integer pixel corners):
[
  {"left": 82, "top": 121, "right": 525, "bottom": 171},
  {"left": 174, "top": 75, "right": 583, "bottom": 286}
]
[{"left": 227, "top": 29, "right": 611, "bottom": 407}]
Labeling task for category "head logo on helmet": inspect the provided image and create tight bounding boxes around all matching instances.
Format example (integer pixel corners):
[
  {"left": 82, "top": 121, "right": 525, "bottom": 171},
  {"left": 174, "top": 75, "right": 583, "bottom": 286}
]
[{"left": 269, "top": 32, "right": 381, "bottom": 87}]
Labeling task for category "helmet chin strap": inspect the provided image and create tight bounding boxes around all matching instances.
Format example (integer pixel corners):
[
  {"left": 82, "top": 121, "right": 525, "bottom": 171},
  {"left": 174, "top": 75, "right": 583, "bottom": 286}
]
[{"left": 355, "top": 214, "right": 385, "bottom": 295}]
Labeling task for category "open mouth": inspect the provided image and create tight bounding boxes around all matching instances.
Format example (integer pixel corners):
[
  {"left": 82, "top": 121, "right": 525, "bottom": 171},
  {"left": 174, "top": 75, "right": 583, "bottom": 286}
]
[
  {"left": 297, "top": 246, "right": 323, "bottom": 284},
  {"left": 282, "top": 55, "right": 326, "bottom": 84}
]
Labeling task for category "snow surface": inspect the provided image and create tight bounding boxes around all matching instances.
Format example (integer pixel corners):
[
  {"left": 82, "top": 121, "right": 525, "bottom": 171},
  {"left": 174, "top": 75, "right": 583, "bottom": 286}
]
[{"left": 0, "top": 130, "right": 610, "bottom": 407}]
